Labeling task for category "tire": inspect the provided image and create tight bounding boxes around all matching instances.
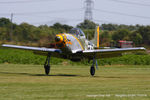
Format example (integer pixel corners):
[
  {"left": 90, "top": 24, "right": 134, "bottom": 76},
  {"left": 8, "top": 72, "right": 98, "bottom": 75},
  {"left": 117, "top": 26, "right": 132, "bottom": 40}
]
[
  {"left": 90, "top": 66, "right": 95, "bottom": 76},
  {"left": 44, "top": 65, "right": 50, "bottom": 75}
]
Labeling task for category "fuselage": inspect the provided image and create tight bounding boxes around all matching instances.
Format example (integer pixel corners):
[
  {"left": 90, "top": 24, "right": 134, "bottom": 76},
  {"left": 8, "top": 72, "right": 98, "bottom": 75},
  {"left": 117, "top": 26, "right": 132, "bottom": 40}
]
[
  {"left": 54, "top": 28, "right": 95, "bottom": 61},
  {"left": 55, "top": 28, "right": 94, "bottom": 53}
]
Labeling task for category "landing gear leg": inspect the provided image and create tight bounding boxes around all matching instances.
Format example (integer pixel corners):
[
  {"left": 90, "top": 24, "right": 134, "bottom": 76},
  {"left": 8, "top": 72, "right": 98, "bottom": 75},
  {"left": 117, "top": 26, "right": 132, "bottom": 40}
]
[{"left": 44, "top": 54, "right": 51, "bottom": 75}]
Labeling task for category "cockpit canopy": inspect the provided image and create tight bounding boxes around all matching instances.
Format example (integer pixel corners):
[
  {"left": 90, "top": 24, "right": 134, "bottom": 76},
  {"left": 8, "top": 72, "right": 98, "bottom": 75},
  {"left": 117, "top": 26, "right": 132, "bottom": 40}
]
[{"left": 69, "top": 28, "right": 85, "bottom": 38}]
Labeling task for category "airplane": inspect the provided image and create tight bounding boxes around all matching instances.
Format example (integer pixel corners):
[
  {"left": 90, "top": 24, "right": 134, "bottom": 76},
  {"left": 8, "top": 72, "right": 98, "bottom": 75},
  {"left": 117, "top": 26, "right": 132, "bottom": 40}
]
[{"left": 1, "top": 26, "right": 146, "bottom": 76}]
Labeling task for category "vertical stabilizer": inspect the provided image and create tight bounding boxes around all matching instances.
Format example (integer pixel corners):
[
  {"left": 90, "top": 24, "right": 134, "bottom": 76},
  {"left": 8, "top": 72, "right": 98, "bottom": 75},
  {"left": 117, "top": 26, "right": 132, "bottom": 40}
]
[
  {"left": 96, "top": 26, "right": 100, "bottom": 48},
  {"left": 91, "top": 26, "right": 100, "bottom": 48}
]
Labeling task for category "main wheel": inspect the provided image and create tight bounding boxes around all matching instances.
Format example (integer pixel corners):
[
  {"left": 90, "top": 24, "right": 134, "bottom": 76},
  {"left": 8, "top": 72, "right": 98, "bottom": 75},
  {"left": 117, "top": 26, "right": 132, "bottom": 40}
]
[
  {"left": 44, "top": 65, "right": 50, "bottom": 75},
  {"left": 90, "top": 66, "right": 95, "bottom": 76}
]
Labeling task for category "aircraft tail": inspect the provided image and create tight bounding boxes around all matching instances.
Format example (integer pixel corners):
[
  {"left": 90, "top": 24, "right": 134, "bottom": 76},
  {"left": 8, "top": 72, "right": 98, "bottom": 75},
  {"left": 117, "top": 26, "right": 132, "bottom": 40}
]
[{"left": 91, "top": 26, "right": 100, "bottom": 48}]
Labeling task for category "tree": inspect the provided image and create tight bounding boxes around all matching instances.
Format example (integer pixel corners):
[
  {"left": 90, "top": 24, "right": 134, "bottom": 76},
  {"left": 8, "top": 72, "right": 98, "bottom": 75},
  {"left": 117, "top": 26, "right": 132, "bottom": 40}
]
[
  {"left": 0, "top": 18, "right": 11, "bottom": 28},
  {"left": 137, "top": 26, "right": 150, "bottom": 44},
  {"left": 100, "top": 31, "right": 111, "bottom": 46},
  {"left": 101, "top": 24, "right": 117, "bottom": 31},
  {"left": 101, "top": 24, "right": 141, "bottom": 31},
  {"left": 51, "top": 23, "right": 73, "bottom": 32},
  {"left": 0, "top": 27, "right": 9, "bottom": 41},
  {"left": 112, "top": 29, "right": 131, "bottom": 41},
  {"left": 130, "top": 32, "right": 143, "bottom": 46},
  {"left": 77, "top": 20, "right": 98, "bottom": 29}
]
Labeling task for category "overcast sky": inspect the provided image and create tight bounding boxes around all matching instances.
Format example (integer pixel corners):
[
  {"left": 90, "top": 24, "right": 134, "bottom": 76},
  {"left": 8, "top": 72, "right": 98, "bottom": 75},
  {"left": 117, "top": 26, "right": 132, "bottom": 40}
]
[{"left": 0, "top": 0, "right": 150, "bottom": 26}]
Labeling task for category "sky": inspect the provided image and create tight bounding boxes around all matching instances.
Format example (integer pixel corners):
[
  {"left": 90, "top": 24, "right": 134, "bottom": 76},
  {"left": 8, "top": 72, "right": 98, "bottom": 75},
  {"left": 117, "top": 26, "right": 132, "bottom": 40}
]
[{"left": 0, "top": 0, "right": 150, "bottom": 26}]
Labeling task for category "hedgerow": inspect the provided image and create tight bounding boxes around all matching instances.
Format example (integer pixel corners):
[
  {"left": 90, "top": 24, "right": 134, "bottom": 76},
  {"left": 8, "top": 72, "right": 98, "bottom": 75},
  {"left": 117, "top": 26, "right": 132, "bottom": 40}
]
[
  {"left": 0, "top": 48, "right": 63, "bottom": 65},
  {"left": 0, "top": 48, "right": 149, "bottom": 65}
]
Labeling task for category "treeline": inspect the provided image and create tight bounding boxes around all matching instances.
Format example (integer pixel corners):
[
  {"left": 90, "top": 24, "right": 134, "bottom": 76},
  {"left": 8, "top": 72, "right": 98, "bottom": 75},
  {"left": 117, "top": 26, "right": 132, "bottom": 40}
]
[
  {"left": 0, "top": 48, "right": 149, "bottom": 65},
  {"left": 100, "top": 24, "right": 150, "bottom": 46},
  {"left": 0, "top": 18, "right": 72, "bottom": 46},
  {"left": 78, "top": 20, "right": 150, "bottom": 47},
  {"left": 0, "top": 18, "right": 150, "bottom": 47}
]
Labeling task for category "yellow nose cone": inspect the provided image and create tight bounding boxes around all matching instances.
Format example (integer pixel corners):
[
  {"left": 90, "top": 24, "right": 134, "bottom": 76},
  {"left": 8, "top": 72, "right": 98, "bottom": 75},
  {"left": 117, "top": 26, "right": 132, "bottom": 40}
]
[{"left": 55, "top": 35, "right": 63, "bottom": 44}]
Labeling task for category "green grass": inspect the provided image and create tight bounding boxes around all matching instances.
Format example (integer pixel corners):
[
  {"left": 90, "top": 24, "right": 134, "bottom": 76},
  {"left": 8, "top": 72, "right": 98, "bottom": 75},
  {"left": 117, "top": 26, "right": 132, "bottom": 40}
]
[{"left": 0, "top": 64, "right": 150, "bottom": 100}]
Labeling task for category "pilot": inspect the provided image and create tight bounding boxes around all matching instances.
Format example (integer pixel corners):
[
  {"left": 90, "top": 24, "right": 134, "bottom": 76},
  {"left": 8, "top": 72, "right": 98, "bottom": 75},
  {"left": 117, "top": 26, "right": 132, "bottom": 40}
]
[{"left": 76, "top": 29, "right": 80, "bottom": 37}]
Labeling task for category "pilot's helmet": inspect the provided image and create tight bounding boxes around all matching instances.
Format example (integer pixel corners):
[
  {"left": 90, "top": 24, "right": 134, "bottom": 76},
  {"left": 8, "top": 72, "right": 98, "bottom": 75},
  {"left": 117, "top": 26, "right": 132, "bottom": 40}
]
[{"left": 76, "top": 29, "right": 80, "bottom": 35}]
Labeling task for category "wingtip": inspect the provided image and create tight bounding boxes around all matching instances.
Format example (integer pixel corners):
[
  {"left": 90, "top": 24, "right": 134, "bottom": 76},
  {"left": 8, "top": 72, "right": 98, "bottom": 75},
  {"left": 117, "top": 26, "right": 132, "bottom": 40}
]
[
  {"left": 1, "top": 44, "right": 14, "bottom": 47},
  {"left": 1, "top": 44, "right": 7, "bottom": 47},
  {"left": 140, "top": 47, "right": 146, "bottom": 50}
]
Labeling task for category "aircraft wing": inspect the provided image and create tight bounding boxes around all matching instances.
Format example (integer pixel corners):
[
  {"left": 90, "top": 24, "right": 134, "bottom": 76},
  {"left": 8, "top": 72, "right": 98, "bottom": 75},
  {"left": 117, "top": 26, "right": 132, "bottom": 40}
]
[
  {"left": 83, "top": 47, "right": 146, "bottom": 59},
  {"left": 1, "top": 44, "right": 62, "bottom": 54}
]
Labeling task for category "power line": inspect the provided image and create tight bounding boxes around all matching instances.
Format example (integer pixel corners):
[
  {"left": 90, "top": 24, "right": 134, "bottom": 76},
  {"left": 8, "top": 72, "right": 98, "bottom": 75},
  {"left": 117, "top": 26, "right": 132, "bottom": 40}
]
[
  {"left": 30, "top": 18, "right": 82, "bottom": 25},
  {"left": 94, "top": 8, "right": 150, "bottom": 19},
  {"left": 107, "top": 0, "right": 150, "bottom": 7},
  {"left": 94, "top": 19, "right": 119, "bottom": 24},
  {"left": 0, "top": 8, "right": 83, "bottom": 16},
  {"left": 0, "top": 0, "right": 54, "bottom": 4}
]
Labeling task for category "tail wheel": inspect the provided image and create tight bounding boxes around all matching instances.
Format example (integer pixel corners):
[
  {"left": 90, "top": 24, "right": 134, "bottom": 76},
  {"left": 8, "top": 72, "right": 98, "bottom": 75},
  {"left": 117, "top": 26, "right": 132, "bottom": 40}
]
[
  {"left": 44, "top": 65, "right": 50, "bottom": 75},
  {"left": 90, "top": 66, "right": 95, "bottom": 76}
]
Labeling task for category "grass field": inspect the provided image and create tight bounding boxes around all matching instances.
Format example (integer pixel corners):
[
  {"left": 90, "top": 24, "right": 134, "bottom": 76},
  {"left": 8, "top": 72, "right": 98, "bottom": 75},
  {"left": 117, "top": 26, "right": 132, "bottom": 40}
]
[{"left": 0, "top": 64, "right": 150, "bottom": 100}]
